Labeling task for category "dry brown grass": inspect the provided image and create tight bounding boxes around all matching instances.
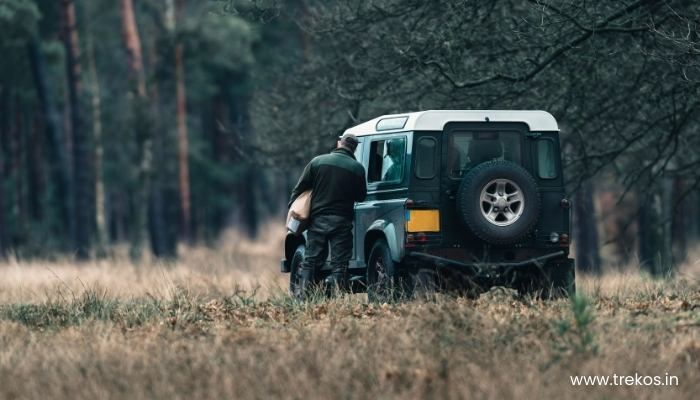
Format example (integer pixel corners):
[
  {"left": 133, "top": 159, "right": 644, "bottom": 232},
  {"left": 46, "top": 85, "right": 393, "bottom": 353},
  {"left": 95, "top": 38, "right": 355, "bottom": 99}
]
[
  {"left": 0, "top": 224, "right": 287, "bottom": 304},
  {"left": 0, "top": 229, "right": 698, "bottom": 400}
]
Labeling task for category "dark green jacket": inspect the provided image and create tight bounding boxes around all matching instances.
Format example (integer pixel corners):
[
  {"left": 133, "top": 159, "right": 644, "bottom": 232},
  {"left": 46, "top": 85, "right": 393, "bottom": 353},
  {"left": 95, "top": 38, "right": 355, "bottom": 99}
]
[{"left": 289, "top": 147, "right": 367, "bottom": 220}]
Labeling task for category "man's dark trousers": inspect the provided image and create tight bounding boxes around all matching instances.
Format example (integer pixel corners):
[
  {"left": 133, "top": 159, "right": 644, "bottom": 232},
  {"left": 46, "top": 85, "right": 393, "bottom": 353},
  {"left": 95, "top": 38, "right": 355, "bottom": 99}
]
[{"left": 300, "top": 215, "right": 353, "bottom": 288}]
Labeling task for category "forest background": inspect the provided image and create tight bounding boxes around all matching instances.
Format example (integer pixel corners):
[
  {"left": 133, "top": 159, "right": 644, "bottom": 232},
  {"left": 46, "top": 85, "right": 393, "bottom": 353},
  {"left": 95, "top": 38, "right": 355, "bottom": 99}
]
[{"left": 0, "top": 0, "right": 698, "bottom": 276}]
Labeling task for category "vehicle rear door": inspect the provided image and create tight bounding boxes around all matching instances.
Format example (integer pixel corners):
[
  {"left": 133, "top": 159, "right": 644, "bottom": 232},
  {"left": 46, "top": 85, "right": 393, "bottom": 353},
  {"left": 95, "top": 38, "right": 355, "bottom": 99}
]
[{"left": 440, "top": 122, "right": 529, "bottom": 247}]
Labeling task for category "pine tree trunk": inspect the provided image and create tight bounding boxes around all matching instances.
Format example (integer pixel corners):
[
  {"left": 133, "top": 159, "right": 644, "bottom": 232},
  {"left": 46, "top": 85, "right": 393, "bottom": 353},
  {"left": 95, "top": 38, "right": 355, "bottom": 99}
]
[
  {"left": 120, "top": 0, "right": 147, "bottom": 98},
  {"left": 0, "top": 87, "right": 6, "bottom": 257},
  {"left": 85, "top": 6, "right": 108, "bottom": 256},
  {"left": 145, "top": 25, "right": 176, "bottom": 259},
  {"left": 61, "top": 0, "right": 91, "bottom": 260},
  {"left": 671, "top": 177, "right": 687, "bottom": 267},
  {"left": 224, "top": 79, "right": 258, "bottom": 238},
  {"left": 573, "top": 182, "right": 601, "bottom": 274},
  {"left": 638, "top": 188, "right": 664, "bottom": 276},
  {"left": 175, "top": 42, "right": 191, "bottom": 243},
  {"left": 209, "top": 91, "right": 230, "bottom": 236},
  {"left": 174, "top": 0, "right": 192, "bottom": 243},
  {"left": 28, "top": 112, "right": 44, "bottom": 221},
  {"left": 10, "top": 93, "right": 27, "bottom": 239},
  {"left": 120, "top": 0, "right": 153, "bottom": 260},
  {"left": 659, "top": 178, "right": 673, "bottom": 275},
  {"left": 28, "top": 40, "right": 74, "bottom": 244}
]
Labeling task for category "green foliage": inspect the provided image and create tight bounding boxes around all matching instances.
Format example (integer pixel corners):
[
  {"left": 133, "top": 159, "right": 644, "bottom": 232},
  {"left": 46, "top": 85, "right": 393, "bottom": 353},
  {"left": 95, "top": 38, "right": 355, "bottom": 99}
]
[
  {"left": 555, "top": 294, "right": 598, "bottom": 356},
  {"left": 0, "top": 1, "right": 41, "bottom": 86},
  {"left": 0, "top": 0, "right": 39, "bottom": 41},
  {"left": 186, "top": 12, "right": 255, "bottom": 73},
  {"left": 0, "top": 285, "right": 268, "bottom": 330},
  {"left": 1, "top": 289, "right": 129, "bottom": 329}
]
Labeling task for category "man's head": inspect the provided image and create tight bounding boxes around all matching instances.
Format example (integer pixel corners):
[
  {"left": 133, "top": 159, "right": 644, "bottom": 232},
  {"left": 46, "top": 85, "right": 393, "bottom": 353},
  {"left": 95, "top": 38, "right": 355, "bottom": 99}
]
[{"left": 337, "top": 134, "right": 359, "bottom": 153}]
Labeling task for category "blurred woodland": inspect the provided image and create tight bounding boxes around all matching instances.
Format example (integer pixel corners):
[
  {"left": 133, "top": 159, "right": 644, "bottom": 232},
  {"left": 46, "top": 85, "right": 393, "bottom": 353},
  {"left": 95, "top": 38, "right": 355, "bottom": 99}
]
[{"left": 0, "top": 0, "right": 698, "bottom": 275}]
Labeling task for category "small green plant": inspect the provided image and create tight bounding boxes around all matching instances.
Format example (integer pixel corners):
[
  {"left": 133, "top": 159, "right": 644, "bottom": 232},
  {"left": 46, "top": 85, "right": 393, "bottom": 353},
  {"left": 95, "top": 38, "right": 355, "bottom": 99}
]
[{"left": 554, "top": 294, "right": 598, "bottom": 356}]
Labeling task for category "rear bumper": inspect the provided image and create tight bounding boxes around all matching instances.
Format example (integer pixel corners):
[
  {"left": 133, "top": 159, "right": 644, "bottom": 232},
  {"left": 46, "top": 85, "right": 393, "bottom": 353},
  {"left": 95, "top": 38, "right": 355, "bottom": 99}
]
[{"left": 407, "top": 250, "right": 566, "bottom": 277}]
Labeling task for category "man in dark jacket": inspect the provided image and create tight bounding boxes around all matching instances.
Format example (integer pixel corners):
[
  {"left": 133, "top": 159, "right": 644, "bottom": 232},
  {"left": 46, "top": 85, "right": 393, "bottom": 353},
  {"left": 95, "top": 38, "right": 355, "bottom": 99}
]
[{"left": 289, "top": 134, "right": 367, "bottom": 297}]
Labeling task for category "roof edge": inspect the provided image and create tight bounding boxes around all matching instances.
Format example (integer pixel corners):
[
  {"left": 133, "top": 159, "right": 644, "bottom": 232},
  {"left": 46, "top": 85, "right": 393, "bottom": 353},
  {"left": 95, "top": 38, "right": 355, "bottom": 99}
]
[{"left": 344, "top": 110, "right": 559, "bottom": 136}]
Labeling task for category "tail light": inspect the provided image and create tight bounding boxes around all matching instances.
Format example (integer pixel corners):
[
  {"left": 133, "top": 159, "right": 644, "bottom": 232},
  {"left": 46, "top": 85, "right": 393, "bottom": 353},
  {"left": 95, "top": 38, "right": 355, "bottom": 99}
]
[
  {"left": 407, "top": 232, "right": 428, "bottom": 243},
  {"left": 406, "top": 232, "right": 429, "bottom": 249},
  {"left": 559, "top": 233, "right": 570, "bottom": 245}
]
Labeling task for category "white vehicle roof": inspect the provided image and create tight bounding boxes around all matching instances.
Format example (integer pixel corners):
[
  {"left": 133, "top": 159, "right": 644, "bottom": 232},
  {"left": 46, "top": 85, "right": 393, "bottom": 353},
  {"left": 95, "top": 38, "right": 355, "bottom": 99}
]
[{"left": 344, "top": 110, "right": 559, "bottom": 137}]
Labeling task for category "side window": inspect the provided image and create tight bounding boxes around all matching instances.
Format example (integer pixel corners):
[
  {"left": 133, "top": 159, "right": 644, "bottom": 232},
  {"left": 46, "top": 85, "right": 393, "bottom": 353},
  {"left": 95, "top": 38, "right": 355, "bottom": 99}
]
[
  {"left": 415, "top": 137, "right": 437, "bottom": 179},
  {"left": 368, "top": 137, "right": 406, "bottom": 184},
  {"left": 537, "top": 139, "right": 557, "bottom": 179},
  {"left": 353, "top": 140, "right": 363, "bottom": 163}
]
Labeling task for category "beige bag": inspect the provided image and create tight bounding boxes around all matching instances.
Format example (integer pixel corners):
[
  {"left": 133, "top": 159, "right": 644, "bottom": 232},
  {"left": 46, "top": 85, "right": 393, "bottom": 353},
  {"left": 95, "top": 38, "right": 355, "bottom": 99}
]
[{"left": 286, "top": 190, "right": 312, "bottom": 235}]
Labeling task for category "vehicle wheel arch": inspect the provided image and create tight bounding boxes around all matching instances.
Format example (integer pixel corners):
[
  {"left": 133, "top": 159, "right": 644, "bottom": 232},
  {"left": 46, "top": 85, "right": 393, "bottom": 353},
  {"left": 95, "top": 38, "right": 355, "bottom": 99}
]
[{"left": 364, "top": 230, "right": 386, "bottom": 263}]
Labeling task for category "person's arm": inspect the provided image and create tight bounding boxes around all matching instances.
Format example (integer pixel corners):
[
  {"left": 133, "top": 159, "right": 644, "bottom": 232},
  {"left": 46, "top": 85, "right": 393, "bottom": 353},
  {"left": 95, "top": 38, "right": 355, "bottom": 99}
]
[{"left": 288, "top": 161, "right": 313, "bottom": 208}]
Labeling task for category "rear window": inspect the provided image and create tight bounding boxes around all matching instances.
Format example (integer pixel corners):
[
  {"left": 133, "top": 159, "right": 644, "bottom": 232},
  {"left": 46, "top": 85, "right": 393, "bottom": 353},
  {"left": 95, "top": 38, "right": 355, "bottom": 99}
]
[
  {"left": 415, "top": 137, "right": 437, "bottom": 179},
  {"left": 537, "top": 139, "right": 557, "bottom": 179},
  {"left": 448, "top": 131, "right": 521, "bottom": 178}
]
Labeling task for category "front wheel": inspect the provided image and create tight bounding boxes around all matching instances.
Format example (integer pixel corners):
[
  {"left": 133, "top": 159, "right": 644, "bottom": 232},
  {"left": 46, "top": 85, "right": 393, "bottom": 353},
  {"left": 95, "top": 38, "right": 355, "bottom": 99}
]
[{"left": 288, "top": 244, "right": 306, "bottom": 297}]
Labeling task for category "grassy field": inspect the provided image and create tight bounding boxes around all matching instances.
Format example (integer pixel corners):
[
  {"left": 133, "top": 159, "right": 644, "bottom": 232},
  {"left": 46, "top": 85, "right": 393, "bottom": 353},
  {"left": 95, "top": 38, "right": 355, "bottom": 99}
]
[{"left": 0, "top": 227, "right": 698, "bottom": 399}]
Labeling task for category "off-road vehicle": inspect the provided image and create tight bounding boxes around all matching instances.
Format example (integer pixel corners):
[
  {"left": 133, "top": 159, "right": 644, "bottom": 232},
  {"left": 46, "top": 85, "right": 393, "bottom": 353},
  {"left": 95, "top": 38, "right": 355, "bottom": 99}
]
[{"left": 281, "top": 110, "right": 575, "bottom": 300}]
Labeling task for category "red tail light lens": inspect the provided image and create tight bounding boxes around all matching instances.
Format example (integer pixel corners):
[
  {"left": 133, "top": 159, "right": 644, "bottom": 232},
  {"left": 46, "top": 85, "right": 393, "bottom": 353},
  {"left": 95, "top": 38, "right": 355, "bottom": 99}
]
[{"left": 406, "top": 232, "right": 428, "bottom": 243}]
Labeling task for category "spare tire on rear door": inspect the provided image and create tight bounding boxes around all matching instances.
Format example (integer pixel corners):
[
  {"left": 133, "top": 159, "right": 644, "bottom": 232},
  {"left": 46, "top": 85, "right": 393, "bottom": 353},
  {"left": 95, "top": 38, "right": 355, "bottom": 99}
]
[{"left": 457, "top": 160, "right": 540, "bottom": 245}]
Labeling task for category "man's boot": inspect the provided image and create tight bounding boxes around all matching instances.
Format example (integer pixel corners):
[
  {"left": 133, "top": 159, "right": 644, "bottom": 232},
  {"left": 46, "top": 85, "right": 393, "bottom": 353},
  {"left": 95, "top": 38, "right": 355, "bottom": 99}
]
[
  {"left": 296, "top": 269, "right": 315, "bottom": 300},
  {"left": 323, "top": 268, "right": 348, "bottom": 297}
]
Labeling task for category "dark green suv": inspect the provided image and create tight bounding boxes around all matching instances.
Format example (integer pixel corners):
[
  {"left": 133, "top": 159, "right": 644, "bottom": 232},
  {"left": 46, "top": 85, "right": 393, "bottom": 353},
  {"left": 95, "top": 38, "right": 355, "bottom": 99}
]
[{"left": 281, "top": 110, "right": 575, "bottom": 300}]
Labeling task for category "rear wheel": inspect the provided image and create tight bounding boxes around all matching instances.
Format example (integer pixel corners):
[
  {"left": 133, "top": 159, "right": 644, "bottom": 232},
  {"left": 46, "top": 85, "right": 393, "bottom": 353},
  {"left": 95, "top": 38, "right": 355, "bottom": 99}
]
[{"left": 366, "top": 239, "right": 410, "bottom": 302}]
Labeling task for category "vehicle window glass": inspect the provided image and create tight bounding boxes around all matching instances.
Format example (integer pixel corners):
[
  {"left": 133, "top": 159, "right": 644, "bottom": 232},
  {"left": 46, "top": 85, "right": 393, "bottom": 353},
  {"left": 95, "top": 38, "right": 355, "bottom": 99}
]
[
  {"left": 368, "top": 137, "right": 405, "bottom": 183},
  {"left": 448, "top": 131, "right": 521, "bottom": 178},
  {"left": 415, "top": 137, "right": 437, "bottom": 179},
  {"left": 537, "top": 139, "right": 557, "bottom": 179},
  {"left": 353, "top": 141, "right": 363, "bottom": 162}
]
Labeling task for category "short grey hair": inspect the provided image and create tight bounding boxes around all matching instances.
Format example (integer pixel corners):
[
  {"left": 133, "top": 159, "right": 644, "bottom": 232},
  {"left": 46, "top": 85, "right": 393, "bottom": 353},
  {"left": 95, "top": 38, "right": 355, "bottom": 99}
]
[{"left": 339, "top": 134, "right": 359, "bottom": 152}]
